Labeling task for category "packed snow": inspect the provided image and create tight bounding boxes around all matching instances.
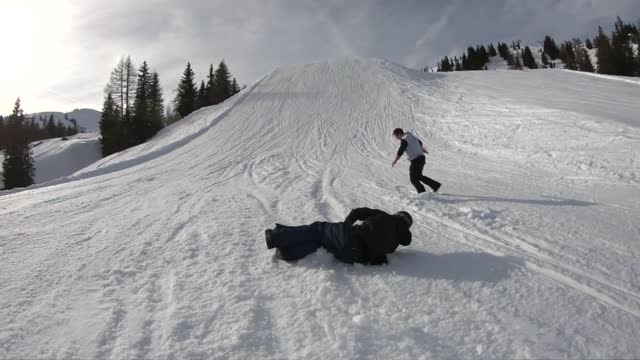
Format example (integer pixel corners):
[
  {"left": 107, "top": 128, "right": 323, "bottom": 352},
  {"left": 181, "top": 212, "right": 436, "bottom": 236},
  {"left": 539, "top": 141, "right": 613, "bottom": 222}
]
[{"left": 1, "top": 59, "right": 639, "bottom": 359}]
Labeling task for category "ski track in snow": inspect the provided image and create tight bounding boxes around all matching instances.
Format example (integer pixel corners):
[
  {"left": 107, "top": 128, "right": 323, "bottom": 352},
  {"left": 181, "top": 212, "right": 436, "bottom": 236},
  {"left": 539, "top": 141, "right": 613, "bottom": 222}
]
[{"left": 1, "top": 59, "right": 640, "bottom": 359}]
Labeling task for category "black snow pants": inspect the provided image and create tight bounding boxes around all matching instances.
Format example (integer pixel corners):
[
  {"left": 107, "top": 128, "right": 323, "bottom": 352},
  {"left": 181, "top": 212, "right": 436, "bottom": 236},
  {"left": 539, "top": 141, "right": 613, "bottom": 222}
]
[
  {"left": 409, "top": 155, "right": 441, "bottom": 194},
  {"left": 272, "top": 222, "right": 354, "bottom": 263}
]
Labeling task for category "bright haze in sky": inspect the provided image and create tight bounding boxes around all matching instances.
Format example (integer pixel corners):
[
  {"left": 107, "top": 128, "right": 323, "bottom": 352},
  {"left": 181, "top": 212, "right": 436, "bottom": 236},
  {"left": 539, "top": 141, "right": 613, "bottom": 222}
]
[{"left": 0, "top": 0, "right": 638, "bottom": 113}]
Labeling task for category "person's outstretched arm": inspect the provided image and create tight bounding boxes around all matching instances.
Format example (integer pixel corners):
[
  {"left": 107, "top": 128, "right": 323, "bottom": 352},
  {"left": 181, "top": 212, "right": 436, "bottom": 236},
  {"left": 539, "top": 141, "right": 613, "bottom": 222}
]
[
  {"left": 344, "top": 208, "right": 387, "bottom": 226},
  {"left": 392, "top": 139, "right": 408, "bottom": 167},
  {"left": 391, "top": 154, "right": 401, "bottom": 167}
]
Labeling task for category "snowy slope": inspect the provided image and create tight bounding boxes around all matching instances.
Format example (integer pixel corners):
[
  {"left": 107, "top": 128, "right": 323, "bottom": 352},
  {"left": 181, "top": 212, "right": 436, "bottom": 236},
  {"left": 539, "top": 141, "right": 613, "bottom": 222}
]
[
  {"left": 31, "top": 132, "right": 101, "bottom": 183},
  {"left": 1, "top": 59, "right": 639, "bottom": 359},
  {"left": 29, "top": 108, "right": 101, "bottom": 132},
  {"left": 0, "top": 133, "right": 101, "bottom": 188}
]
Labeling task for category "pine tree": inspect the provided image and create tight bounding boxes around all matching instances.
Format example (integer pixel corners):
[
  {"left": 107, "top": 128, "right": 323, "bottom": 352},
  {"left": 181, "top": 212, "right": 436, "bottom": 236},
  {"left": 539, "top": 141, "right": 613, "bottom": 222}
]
[
  {"left": 99, "top": 92, "right": 121, "bottom": 157},
  {"left": 513, "top": 55, "right": 522, "bottom": 70},
  {"left": 576, "top": 46, "right": 595, "bottom": 73},
  {"left": 45, "top": 114, "right": 56, "bottom": 138},
  {"left": 522, "top": 46, "right": 538, "bottom": 69},
  {"left": 174, "top": 62, "right": 198, "bottom": 117},
  {"left": 2, "top": 98, "right": 34, "bottom": 190},
  {"left": 68, "top": 119, "right": 78, "bottom": 134},
  {"left": 213, "top": 60, "right": 233, "bottom": 102},
  {"left": 541, "top": 52, "right": 549, "bottom": 67},
  {"left": 231, "top": 78, "right": 241, "bottom": 94},
  {"left": 585, "top": 38, "right": 593, "bottom": 49},
  {"left": 196, "top": 80, "right": 207, "bottom": 109},
  {"left": 497, "top": 42, "right": 513, "bottom": 63},
  {"left": 461, "top": 53, "right": 468, "bottom": 70},
  {"left": 55, "top": 120, "right": 65, "bottom": 137},
  {"left": 479, "top": 45, "right": 489, "bottom": 64},
  {"left": 107, "top": 56, "right": 137, "bottom": 120},
  {"left": 596, "top": 26, "right": 615, "bottom": 74},
  {"left": 560, "top": 42, "right": 578, "bottom": 70},
  {"left": 454, "top": 57, "right": 462, "bottom": 71},
  {"left": 488, "top": 43, "right": 497, "bottom": 57},
  {"left": 637, "top": 44, "right": 640, "bottom": 76},
  {"left": 0, "top": 115, "right": 5, "bottom": 151},
  {"left": 506, "top": 50, "right": 515, "bottom": 67},
  {"left": 467, "top": 47, "right": 478, "bottom": 70},
  {"left": 148, "top": 72, "right": 165, "bottom": 134},
  {"left": 27, "top": 116, "right": 38, "bottom": 141},
  {"left": 611, "top": 17, "right": 636, "bottom": 76},
  {"left": 205, "top": 64, "right": 217, "bottom": 106},
  {"left": 543, "top": 35, "right": 560, "bottom": 60},
  {"left": 441, "top": 56, "right": 451, "bottom": 71},
  {"left": 131, "top": 61, "right": 152, "bottom": 145}
]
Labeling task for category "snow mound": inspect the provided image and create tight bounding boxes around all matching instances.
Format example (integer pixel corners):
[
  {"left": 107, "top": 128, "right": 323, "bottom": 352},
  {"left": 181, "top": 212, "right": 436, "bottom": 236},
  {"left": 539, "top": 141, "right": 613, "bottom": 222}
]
[
  {"left": 32, "top": 132, "right": 101, "bottom": 183},
  {"left": 1, "top": 58, "right": 639, "bottom": 359}
]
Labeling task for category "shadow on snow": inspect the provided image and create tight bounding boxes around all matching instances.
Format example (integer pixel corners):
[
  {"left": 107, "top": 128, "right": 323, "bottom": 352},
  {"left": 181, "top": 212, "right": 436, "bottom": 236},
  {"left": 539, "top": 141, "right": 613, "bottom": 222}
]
[
  {"left": 296, "top": 248, "right": 524, "bottom": 284},
  {"left": 433, "top": 193, "right": 597, "bottom": 207}
]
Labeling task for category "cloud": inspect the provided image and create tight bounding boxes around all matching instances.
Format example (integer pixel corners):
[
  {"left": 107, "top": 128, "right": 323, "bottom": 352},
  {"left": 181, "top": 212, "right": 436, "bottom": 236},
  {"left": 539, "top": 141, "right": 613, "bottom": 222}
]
[
  {"left": 403, "top": 3, "right": 457, "bottom": 67},
  {"left": 2, "top": 0, "right": 640, "bottom": 113}
]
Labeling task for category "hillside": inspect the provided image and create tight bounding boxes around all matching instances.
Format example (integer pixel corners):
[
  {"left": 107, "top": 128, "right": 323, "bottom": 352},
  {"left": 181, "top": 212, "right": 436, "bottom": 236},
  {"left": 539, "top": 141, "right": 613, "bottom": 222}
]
[
  {"left": 0, "top": 133, "right": 101, "bottom": 189},
  {"left": 1, "top": 59, "right": 639, "bottom": 359},
  {"left": 28, "top": 108, "right": 101, "bottom": 132}
]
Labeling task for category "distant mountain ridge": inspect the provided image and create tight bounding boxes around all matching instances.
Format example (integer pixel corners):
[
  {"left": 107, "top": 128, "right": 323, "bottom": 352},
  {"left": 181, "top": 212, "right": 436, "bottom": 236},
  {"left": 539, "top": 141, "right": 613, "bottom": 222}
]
[{"left": 26, "top": 108, "right": 101, "bottom": 132}]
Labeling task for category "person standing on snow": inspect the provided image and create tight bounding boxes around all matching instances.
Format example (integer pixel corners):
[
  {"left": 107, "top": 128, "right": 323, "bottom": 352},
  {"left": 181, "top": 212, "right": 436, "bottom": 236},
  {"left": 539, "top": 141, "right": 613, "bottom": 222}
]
[
  {"left": 391, "top": 128, "right": 441, "bottom": 194},
  {"left": 265, "top": 208, "right": 413, "bottom": 265}
]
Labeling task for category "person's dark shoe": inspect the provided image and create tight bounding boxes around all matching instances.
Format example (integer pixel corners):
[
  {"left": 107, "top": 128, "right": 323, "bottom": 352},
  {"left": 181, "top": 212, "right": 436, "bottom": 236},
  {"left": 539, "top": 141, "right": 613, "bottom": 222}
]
[
  {"left": 433, "top": 183, "right": 441, "bottom": 193},
  {"left": 265, "top": 229, "right": 276, "bottom": 249}
]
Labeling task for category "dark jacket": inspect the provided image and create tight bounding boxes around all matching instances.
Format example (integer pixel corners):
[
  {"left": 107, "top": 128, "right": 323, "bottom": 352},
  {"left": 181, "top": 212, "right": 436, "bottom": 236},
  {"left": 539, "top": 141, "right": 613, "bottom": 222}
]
[{"left": 345, "top": 208, "right": 412, "bottom": 265}]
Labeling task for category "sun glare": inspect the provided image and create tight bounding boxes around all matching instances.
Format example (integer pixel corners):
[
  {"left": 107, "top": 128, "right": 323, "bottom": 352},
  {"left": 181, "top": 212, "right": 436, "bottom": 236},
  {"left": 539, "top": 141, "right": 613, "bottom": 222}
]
[
  {"left": 0, "top": 0, "right": 73, "bottom": 110},
  {"left": 0, "top": 4, "right": 33, "bottom": 74}
]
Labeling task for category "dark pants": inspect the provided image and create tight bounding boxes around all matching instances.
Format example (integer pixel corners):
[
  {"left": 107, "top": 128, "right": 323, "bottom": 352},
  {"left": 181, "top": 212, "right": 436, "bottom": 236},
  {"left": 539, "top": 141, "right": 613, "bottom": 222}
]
[
  {"left": 272, "top": 222, "right": 353, "bottom": 263},
  {"left": 409, "top": 155, "right": 441, "bottom": 194}
]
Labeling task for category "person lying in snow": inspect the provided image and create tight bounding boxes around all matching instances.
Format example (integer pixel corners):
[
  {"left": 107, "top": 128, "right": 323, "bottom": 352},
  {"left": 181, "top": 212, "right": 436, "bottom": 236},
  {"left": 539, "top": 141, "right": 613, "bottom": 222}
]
[{"left": 265, "top": 208, "right": 412, "bottom": 265}]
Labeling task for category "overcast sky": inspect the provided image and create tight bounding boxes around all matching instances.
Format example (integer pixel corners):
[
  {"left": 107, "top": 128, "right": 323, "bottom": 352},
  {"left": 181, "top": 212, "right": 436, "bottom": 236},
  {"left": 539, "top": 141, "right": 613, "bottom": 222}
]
[{"left": 1, "top": 0, "right": 638, "bottom": 113}]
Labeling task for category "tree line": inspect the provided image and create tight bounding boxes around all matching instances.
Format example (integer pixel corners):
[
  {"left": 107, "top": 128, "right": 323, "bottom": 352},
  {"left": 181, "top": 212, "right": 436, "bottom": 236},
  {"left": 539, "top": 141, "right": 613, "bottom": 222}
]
[
  {"left": 0, "top": 113, "right": 79, "bottom": 152},
  {"left": 1, "top": 56, "right": 243, "bottom": 190},
  {"left": 427, "top": 16, "right": 639, "bottom": 76},
  {"left": 99, "top": 56, "right": 165, "bottom": 157},
  {"left": 173, "top": 61, "right": 241, "bottom": 120},
  {"left": 99, "top": 57, "right": 241, "bottom": 158}
]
